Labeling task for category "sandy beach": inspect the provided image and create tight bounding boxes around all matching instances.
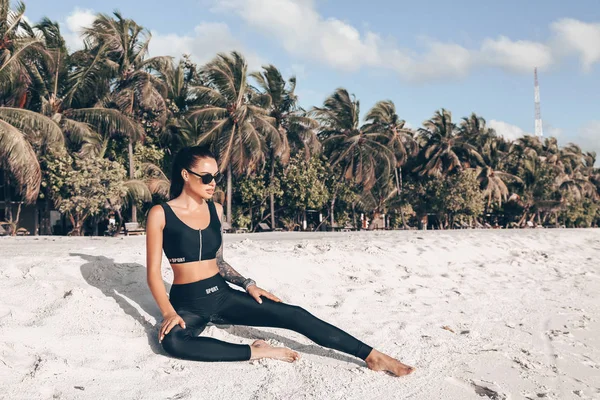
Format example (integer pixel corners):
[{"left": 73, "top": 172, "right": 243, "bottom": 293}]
[{"left": 1, "top": 229, "right": 599, "bottom": 399}]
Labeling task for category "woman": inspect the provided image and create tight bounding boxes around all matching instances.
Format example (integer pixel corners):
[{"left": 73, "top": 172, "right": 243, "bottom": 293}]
[{"left": 146, "top": 146, "right": 415, "bottom": 377}]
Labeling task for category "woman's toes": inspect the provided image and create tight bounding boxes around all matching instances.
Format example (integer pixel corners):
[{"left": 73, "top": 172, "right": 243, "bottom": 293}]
[{"left": 285, "top": 349, "right": 300, "bottom": 362}]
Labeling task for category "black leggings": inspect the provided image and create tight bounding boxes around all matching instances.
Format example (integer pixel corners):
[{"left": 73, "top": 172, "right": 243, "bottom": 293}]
[{"left": 161, "top": 272, "right": 373, "bottom": 362}]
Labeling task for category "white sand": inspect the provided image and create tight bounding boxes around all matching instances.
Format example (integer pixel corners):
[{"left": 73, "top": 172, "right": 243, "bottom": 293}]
[{"left": 1, "top": 229, "right": 599, "bottom": 400}]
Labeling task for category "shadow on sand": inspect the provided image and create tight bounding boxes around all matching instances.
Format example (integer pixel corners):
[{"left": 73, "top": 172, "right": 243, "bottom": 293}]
[{"left": 73, "top": 253, "right": 364, "bottom": 366}]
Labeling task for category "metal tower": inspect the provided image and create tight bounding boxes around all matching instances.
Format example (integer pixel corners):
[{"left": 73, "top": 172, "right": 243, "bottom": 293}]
[{"left": 534, "top": 67, "right": 543, "bottom": 137}]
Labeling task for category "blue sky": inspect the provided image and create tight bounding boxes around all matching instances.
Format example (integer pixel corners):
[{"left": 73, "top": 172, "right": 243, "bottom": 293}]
[{"left": 24, "top": 0, "right": 600, "bottom": 162}]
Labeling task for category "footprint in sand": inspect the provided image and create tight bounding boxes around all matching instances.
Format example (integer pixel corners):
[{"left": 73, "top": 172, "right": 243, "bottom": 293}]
[
  {"left": 327, "top": 300, "right": 342, "bottom": 308},
  {"left": 370, "top": 269, "right": 383, "bottom": 277},
  {"left": 374, "top": 287, "right": 390, "bottom": 296},
  {"left": 445, "top": 377, "right": 509, "bottom": 399}
]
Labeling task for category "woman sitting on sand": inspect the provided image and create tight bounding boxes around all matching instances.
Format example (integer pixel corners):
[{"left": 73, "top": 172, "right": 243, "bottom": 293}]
[{"left": 146, "top": 145, "right": 414, "bottom": 377}]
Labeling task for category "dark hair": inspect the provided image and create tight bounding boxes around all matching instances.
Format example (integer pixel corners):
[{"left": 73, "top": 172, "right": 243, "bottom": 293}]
[{"left": 169, "top": 145, "right": 216, "bottom": 199}]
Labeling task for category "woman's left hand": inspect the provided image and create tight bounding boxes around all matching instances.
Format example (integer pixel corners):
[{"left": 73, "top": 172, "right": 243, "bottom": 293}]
[{"left": 246, "top": 285, "right": 281, "bottom": 304}]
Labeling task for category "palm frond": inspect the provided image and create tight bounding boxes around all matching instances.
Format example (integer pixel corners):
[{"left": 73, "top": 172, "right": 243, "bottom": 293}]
[
  {"left": 0, "top": 108, "right": 64, "bottom": 149},
  {"left": 121, "top": 179, "right": 152, "bottom": 206},
  {"left": 65, "top": 107, "right": 144, "bottom": 142},
  {"left": 0, "top": 119, "right": 41, "bottom": 203}
]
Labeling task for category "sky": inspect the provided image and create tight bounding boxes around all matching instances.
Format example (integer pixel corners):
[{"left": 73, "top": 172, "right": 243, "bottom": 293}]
[{"left": 22, "top": 0, "right": 600, "bottom": 164}]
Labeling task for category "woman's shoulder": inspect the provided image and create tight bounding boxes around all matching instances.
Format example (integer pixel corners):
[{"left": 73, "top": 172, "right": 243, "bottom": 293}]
[
  {"left": 211, "top": 201, "right": 223, "bottom": 219},
  {"left": 151, "top": 202, "right": 169, "bottom": 210},
  {"left": 148, "top": 203, "right": 167, "bottom": 220}
]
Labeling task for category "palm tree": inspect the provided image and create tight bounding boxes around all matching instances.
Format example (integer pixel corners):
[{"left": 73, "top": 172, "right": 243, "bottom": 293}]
[
  {"left": 363, "top": 100, "right": 417, "bottom": 228},
  {"left": 153, "top": 55, "right": 202, "bottom": 152},
  {"left": 509, "top": 135, "right": 543, "bottom": 162},
  {"left": 250, "top": 64, "right": 319, "bottom": 229},
  {"left": 459, "top": 113, "right": 494, "bottom": 154},
  {"left": 553, "top": 145, "right": 597, "bottom": 203},
  {"left": 311, "top": 88, "right": 396, "bottom": 229},
  {"left": 66, "top": 11, "right": 171, "bottom": 222},
  {"left": 355, "top": 169, "right": 398, "bottom": 227},
  {"left": 508, "top": 146, "right": 562, "bottom": 226},
  {"left": 0, "top": 0, "right": 51, "bottom": 108},
  {"left": 584, "top": 152, "right": 600, "bottom": 202},
  {"left": 189, "top": 51, "right": 280, "bottom": 224},
  {"left": 414, "top": 109, "right": 483, "bottom": 177},
  {"left": 458, "top": 115, "right": 521, "bottom": 209},
  {"left": 475, "top": 165, "right": 522, "bottom": 208},
  {"left": 30, "top": 18, "right": 147, "bottom": 168},
  {"left": 0, "top": 108, "right": 64, "bottom": 233},
  {"left": 0, "top": 3, "right": 66, "bottom": 233},
  {"left": 65, "top": 11, "right": 169, "bottom": 109},
  {"left": 25, "top": 17, "right": 161, "bottom": 236}
]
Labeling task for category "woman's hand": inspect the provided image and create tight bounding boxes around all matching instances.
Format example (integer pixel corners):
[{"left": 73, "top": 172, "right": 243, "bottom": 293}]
[
  {"left": 246, "top": 285, "right": 281, "bottom": 304},
  {"left": 159, "top": 312, "right": 186, "bottom": 343}
]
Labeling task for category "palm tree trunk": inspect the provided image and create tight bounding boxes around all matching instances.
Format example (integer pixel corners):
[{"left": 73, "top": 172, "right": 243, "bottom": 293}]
[
  {"left": 518, "top": 208, "right": 529, "bottom": 227},
  {"left": 330, "top": 174, "right": 346, "bottom": 231},
  {"left": 93, "top": 215, "right": 99, "bottom": 236},
  {"left": 42, "top": 197, "right": 51, "bottom": 235},
  {"left": 330, "top": 195, "right": 336, "bottom": 231},
  {"left": 128, "top": 140, "right": 137, "bottom": 223},
  {"left": 226, "top": 163, "right": 233, "bottom": 225},
  {"left": 303, "top": 209, "right": 307, "bottom": 231},
  {"left": 394, "top": 166, "right": 408, "bottom": 229},
  {"left": 330, "top": 182, "right": 342, "bottom": 231},
  {"left": 3, "top": 169, "right": 12, "bottom": 225},
  {"left": 114, "top": 209, "right": 123, "bottom": 237},
  {"left": 69, "top": 214, "right": 79, "bottom": 236},
  {"left": 421, "top": 214, "right": 428, "bottom": 230},
  {"left": 33, "top": 202, "right": 38, "bottom": 235},
  {"left": 270, "top": 152, "right": 275, "bottom": 229},
  {"left": 14, "top": 202, "right": 22, "bottom": 235},
  {"left": 249, "top": 206, "right": 253, "bottom": 231}
]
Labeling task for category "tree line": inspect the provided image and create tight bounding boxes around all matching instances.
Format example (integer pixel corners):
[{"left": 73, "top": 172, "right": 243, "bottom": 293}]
[{"left": 1, "top": 2, "right": 599, "bottom": 235}]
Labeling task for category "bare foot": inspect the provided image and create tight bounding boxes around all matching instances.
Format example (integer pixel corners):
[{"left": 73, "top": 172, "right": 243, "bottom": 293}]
[
  {"left": 365, "top": 349, "right": 415, "bottom": 377},
  {"left": 250, "top": 340, "right": 300, "bottom": 362}
]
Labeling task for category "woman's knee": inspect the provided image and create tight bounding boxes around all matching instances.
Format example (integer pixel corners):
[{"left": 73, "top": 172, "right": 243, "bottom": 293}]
[{"left": 161, "top": 325, "right": 191, "bottom": 357}]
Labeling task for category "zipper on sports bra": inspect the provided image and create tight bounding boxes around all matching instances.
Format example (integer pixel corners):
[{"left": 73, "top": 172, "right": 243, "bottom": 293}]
[{"left": 199, "top": 229, "right": 202, "bottom": 261}]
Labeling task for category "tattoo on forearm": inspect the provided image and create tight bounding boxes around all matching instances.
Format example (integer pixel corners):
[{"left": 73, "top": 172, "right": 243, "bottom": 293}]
[{"left": 216, "top": 242, "right": 246, "bottom": 287}]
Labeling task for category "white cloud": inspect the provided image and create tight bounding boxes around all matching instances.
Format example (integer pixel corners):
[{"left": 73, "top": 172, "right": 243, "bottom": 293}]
[
  {"left": 62, "top": 8, "right": 95, "bottom": 51},
  {"left": 65, "top": 8, "right": 96, "bottom": 33},
  {"left": 543, "top": 123, "right": 563, "bottom": 139},
  {"left": 551, "top": 19, "right": 600, "bottom": 72},
  {"left": 59, "top": 4, "right": 600, "bottom": 83},
  {"left": 574, "top": 121, "right": 600, "bottom": 165},
  {"left": 60, "top": 8, "right": 264, "bottom": 70},
  {"left": 480, "top": 36, "right": 554, "bottom": 72},
  {"left": 212, "top": 0, "right": 599, "bottom": 81},
  {"left": 488, "top": 120, "right": 531, "bottom": 141},
  {"left": 386, "top": 40, "right": 474, "bottom": 82},
  {"left": 148, "top": 23, "right": 264, "bottom": 70},
  {"left": 213, "top": 0, "right": 381, "bottom": 71}
]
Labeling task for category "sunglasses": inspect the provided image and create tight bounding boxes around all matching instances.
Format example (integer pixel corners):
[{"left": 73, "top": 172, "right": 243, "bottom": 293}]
[{"left": 185, "top": 168, "right": 223, "bottom": 185}]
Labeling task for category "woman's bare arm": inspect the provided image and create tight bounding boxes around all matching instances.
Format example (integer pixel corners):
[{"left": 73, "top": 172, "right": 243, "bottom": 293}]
[
  {"left": 146, "top": 205, "right": 177, "bottom": 317},
  {"left": 214, "top": 202, "right": 250, "bottom": 288}
]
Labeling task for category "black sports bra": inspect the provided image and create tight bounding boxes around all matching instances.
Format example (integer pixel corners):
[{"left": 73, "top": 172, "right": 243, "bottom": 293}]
[{"left": 160, "top": 200, "right": 223, "bottom": 264}]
